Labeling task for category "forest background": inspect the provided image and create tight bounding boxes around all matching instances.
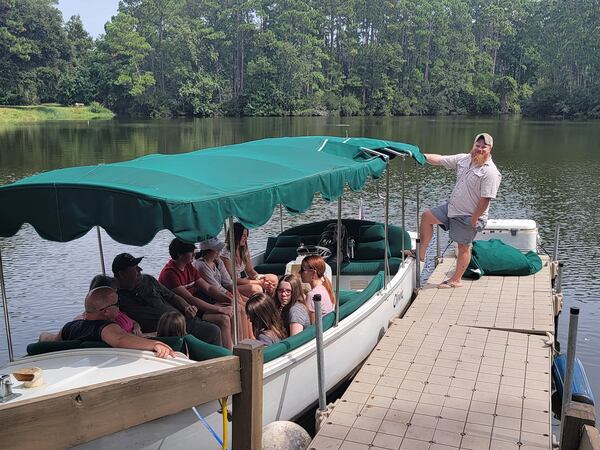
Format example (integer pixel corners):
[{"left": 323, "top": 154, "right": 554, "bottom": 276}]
[{"left": 1, "top": 0, "right": 598, "bottom": 119}]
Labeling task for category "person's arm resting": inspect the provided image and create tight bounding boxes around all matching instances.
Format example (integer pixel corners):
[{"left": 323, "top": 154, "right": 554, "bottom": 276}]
[
  {"left": 101, "top": 323, "right": 175, "bottom": 358},
  {"left": 471, "top": 197, "right": 491, "bottom": 228}
]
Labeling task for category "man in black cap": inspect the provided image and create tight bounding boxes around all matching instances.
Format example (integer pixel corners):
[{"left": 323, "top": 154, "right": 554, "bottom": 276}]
[{"left": 112, "top": 253, "right": 222, "bottom": 346}]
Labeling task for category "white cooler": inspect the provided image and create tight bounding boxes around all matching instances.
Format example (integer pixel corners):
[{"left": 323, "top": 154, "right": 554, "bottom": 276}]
[{"left": 475, "top": 219, "right": 538, "bottom": 252}]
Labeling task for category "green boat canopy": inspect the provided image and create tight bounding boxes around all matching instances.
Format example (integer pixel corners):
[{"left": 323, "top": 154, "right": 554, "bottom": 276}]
[{"left": 0, "top": 136, "right": 424, "bottom": 245}]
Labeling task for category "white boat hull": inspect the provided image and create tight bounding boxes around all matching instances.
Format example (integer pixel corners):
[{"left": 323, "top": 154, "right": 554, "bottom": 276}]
[
  {"left": 74, "top": 258, "right": 416, "bottom": 449},
  {"left": 1, "top": 257, "right": 416, "bottom": 449}
]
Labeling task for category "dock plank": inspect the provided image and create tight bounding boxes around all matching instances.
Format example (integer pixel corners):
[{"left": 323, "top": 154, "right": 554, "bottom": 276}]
[
  {"left": 310, "top": 255, "right": 555, "bottom": 450},
  {"left": 402, "top": 256, "right": 554, "bottom": 334},
  {"left": 311, "top": 321, "right": 552, "bottom": 450}
]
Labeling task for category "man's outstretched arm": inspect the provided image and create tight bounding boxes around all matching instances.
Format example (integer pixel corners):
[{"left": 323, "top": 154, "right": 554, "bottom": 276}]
[
  {"left": 424, "top": 153, "right": 444, "bottom": 166},
  {"left": 101, "top": 323, "right": 175, "bottom": 358}
]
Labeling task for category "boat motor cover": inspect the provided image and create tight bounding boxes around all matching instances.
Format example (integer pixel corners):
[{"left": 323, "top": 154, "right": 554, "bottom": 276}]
[
  {"left": 552, "top": 354, "right": 595, "bottom": 406},
  {"left": 464, "top": 239, "right": 543, "bottom": 279}
]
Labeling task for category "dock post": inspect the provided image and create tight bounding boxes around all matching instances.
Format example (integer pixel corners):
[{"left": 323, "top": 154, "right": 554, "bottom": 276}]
[
  {"left": 313, "top": 294, "right": 327, "bottom": 430},
  {"left": 556, "top": 262, "right": 564, "bottom": 294},
  {"left": 233, "top": 340, "right": 264, "bottom": 450},
  {"left": 560, "top": 307, "right": 580, "bottom": 448},
  {"left": 553, "top": 224, "right": 561, "bottom": 261}
]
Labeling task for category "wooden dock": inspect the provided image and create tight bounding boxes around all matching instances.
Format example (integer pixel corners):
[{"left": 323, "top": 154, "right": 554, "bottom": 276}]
[{"left": 309, "top": 256, "right": 555, "bottom": 450}]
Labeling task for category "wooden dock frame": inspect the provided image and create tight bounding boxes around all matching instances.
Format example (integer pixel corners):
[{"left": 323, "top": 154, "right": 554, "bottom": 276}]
[{"left": 0, "top": 340, "right": 263, "bottom": 450}]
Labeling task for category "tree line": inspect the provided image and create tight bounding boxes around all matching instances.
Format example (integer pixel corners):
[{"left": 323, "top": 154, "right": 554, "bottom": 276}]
[{"left": 1, "top": 0, "right": 598, "bottom": 119}]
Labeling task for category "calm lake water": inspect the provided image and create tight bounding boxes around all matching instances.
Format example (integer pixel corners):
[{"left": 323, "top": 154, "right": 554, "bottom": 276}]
[{"left": 1, "top": 116, "right": 599, "bottom": 409}]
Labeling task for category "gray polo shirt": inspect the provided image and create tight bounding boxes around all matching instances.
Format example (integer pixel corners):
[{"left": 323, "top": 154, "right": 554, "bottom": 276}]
[{"left": 440, "top": 153, "right": 501, "bottom": 219}]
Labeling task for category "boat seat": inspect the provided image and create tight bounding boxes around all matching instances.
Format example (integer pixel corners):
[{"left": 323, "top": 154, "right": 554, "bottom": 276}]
[
  {"left": 26, "top": 275, "right": 384, "bottom": 364},
  {"left": 255, "top": 219, "right": 411, "bottom": 276}
]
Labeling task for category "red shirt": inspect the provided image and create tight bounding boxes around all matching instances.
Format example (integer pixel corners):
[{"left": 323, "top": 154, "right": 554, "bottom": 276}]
[{"left": 158, "top": 260, "right": 200, "bottom": 295}]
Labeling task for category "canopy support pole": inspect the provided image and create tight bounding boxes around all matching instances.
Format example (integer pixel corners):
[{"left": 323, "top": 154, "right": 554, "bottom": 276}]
[
  {"left": 335, "top": 197, "right": 342, "bottom": 327},
  {"left": 279, "top": 205, "right": 284, "bottom": 233},
  {"left": 0, "top": 245, "right": 14, "bottom": 362},
  {"left": 384, "top": 165, "right": 390, "bottom": 286},
  {"left": 227, "top": 219, "right": 240, "bottom": 345},
  {"left": 401, "top": 155, "right": 406, "bottom": 268},
  {"left": 96, "top": 226, "right": 106, "bottom": 276}
]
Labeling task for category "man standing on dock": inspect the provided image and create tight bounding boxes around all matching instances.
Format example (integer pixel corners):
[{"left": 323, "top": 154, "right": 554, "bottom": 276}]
[{"left": 417, "top": 133, "right": 502, "bottom": 288}]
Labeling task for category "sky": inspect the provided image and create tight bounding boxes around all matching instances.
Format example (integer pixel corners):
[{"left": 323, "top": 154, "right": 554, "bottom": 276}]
[{"left": 57, "top": 0, "right": 120, "bottom": 38}]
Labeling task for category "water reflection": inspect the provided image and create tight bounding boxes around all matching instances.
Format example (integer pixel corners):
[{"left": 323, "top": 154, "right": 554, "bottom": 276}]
[{"left": 1, "top": 116, "right": 600, "bottom": 415}]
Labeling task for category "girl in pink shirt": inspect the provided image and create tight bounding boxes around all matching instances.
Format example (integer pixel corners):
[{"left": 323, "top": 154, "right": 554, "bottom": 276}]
[{"left": 300, "top": 255, "right": 336, "bottom": 324}]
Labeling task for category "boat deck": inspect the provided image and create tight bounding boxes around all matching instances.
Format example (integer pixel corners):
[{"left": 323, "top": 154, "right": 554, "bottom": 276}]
[{"left": 309, "top": 256, "right": 554, "bottom": 450}]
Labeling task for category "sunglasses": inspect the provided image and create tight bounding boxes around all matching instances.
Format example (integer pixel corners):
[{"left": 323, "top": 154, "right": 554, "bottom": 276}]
[
  {"left": 299, "top": 267, "right": 315, "bottom": 273},
  {"left": 98, "top": 301, "right": 119, "bottom": 312}
]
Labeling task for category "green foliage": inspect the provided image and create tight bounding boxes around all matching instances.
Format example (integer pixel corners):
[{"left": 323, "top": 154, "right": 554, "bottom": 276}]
[{"left": 0, "top": 0, "right": 598, "bottom": 119}]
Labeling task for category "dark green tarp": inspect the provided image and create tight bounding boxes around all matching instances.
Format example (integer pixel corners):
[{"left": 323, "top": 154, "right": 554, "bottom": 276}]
[
  {"left": 0, "top": 136, "right": 423, "bottom": 245},
  {"left": 465, "top": 239, "right": 543, "bottom": 279}
]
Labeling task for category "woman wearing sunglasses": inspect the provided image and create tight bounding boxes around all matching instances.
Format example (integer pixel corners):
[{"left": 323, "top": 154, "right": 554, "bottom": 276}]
[{"left": 299, "top": 255, "right": 336, "bottom": 325}]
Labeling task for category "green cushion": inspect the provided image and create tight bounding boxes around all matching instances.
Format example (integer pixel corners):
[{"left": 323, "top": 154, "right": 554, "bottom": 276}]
[
  {"left": 335, "top": 258, "right": 401, "bottom": 276},
  {"left": 388, "top": 226, "right": 412, "bottom": 255},
  {"left": 358, "top": 224, "right": 385, "bottom": 242},
  {"left": 184, "top": 334, "right": 232, "bottom": 361},
  {"left": 265, "top": 246, "right": 298, "bottom": 264},
  {"left": 27, "top": 336, "right": 185, "bottom": 356},
  {"left": 276, "top": 235, "right": 301, "bottom": 247},
  {"left": 255, "top": 262, "right": 287, "bottom": 275},
  {"left": 354, "top": 240, "right": 390, "bottom": 260}
]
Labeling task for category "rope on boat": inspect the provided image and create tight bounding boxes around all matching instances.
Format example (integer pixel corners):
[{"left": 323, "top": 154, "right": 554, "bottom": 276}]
[{"left": 191, "top": 405, "right": 229, "bottom": 450}]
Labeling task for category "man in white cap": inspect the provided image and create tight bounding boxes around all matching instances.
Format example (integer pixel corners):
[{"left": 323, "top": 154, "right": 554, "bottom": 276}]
[{"left": 416, "top": 133, "right": 502, "bottom": 288}]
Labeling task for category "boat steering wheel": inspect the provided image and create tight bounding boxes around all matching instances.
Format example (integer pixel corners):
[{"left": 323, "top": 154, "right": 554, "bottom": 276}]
[{"left": 296, "top": 245, "right": 332, "bottom": 259}]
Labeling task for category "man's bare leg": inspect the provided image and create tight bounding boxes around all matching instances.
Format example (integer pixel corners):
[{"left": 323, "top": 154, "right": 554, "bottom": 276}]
[
  {"left": 445, "top": 242, "right": 470, "bottom": 285},
  {"left": 417, "top": 210, "right": 443, "bottom": 262}
]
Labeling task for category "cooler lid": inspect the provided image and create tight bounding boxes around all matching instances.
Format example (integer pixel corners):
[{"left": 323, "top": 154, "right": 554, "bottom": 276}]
[{"left": 485, "top": 219, "right": 537, "bottom": 231}]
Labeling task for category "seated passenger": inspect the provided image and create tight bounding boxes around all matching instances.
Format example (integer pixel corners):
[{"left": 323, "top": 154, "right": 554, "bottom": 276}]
[
  {"left": 246, "top": 293, "right": 287, "bottom": 345},
  {"left": 157, "top": 311, "right": 189, "bottom": 357},
  {"left": 50, "top": 286, "right": 174, "bottom": 358},
  {"left": 89, "top": 274, "right": 143, "bottom": 335},
  {"left": 221, "top": 222, "right": 278, "bottom": 297},
  {"left": 157, "top": 311, "right": 187, "bottom": 337},
  {"left": 276, "top": 274, "right": 310, "bottom": 336},
  {"left": 112, "top": 252, "right": 222, "bottom": 347},
  {"left": 300, "top": 255, "right": 336, "bottom": 324},
  {"left": 159, "top": 238, "right": 250, "bottom": 348},
  {"left": 38, "top": 274, "right": 145, "bottom": 342},
  {"left": 193, "top": 238, "right": 235, "bottom": 297}
]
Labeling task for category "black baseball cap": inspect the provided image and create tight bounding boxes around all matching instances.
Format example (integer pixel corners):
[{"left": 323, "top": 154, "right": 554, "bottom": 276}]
[{"left": 112, "top": 253, "right": 144, "bottom": 274}]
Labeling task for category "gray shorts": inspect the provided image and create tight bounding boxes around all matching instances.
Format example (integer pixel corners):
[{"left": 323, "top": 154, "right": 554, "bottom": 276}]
[{"left": 429, "top": 202, "right": 486, "bottom": 245}]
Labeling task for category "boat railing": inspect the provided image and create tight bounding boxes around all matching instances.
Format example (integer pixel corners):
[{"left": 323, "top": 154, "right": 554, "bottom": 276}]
[{"left": 0, "top": 340, "right": 264, "bottom": 450}]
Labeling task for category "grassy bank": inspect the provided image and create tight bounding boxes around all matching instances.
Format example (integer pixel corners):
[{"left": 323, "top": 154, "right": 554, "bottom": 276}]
[{"left": 0, "top": 103, "right": 114, "bottom": 123}]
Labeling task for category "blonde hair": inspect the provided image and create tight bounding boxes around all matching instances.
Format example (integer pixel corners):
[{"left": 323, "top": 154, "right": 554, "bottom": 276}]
[
  {"left": 301, "top": 255, "right": 336, "bottom": 305},
  {"left": 246, "top": 293, "right": 287, "bottom": 341},
  {"left": 157, "top": 312, "right": 187, "bottom": 337}
]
